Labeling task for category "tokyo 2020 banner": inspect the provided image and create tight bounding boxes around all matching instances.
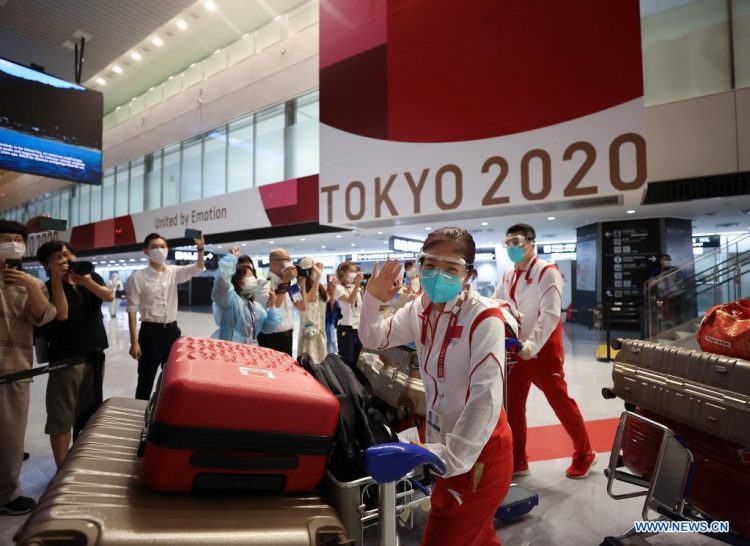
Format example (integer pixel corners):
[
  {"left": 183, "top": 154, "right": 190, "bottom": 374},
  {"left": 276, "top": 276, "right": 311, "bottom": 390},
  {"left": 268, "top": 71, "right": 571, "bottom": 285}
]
[{"left": 319, "top": 0, "right": 645, "bottom": 227}]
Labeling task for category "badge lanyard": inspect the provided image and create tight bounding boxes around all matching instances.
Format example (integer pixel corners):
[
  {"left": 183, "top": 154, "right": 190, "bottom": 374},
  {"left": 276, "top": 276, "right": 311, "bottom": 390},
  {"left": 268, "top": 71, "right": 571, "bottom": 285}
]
[
  {"left": 509, "top": 257, "right": 537, "bottom": 304},
  {"left": 420, "top": 293, "right": 466, "bottom": 380}
]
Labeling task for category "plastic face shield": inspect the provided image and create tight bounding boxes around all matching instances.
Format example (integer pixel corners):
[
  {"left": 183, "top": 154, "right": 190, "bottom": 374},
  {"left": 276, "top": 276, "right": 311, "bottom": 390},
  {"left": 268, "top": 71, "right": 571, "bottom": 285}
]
[
  {"left": 502, "top": 235, "right": 530, "bottom": 248},
  {"left": 418, "top": 252, "right": 469, "bottom": 280}
]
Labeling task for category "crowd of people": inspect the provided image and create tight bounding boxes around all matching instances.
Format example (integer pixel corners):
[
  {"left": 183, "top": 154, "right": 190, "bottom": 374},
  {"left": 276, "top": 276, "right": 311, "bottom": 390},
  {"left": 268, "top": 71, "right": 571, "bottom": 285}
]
[{"left": 0, "top": 219, "right": 596, "bottom": 546}]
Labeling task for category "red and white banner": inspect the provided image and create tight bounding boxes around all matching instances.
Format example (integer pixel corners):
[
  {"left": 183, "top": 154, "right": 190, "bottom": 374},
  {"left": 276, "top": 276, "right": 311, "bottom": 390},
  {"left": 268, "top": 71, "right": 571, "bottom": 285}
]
[{"left": 319, "top": 0, "right": 645, "bottom": 226}]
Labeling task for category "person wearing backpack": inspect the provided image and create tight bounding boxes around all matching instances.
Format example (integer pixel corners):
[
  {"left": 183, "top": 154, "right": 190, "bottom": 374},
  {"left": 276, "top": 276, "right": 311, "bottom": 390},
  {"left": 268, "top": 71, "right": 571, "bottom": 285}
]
[{"left": 359, "top": 226, "right": 512, "bottom": 546}]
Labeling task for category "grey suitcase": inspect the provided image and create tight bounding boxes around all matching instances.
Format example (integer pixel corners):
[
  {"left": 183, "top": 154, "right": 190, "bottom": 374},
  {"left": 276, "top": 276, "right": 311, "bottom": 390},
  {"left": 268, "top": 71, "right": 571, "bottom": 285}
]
[
  {"left": 358, "top": 347, "right": 426, "bottom": 418},
  {"left": 14, "top": 397, "right": 352, "bottom": 546},
  {"left": 611, "top": 339, "right": 750, "bottom": 446}
]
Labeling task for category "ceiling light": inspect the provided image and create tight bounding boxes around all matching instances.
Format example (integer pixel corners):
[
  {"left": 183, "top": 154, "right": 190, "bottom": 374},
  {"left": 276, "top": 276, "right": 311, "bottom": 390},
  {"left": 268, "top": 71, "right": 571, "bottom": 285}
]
[
  {"left": 217, "top": 245, "right": 222, "bottom": 249},
  {"left": 626, "top": 209, "right": 636, "bottom": 214},
  {"left": 377, "top": 231, "right": 383, "bottom": 235},
  {"left": 321, "top": 245, "right": 326, "bottom": 249},
  {"left": 351, "top": 243, "right": 356, "bottom": 247},
  {"left": 425, "top": 227, "right": 431, "bottom": 231},
  {"left": 112, "top": 65, "right": 123, "bottom": 74},
  {"left": 241, "top": 243, "right": 247, "bottom": 246},
  {"left": 213, "top": 48, "right": 221, "bottom": 55},
  {"left": 488, "top": 241, "right": 493, "bottom": 245},
  {"left": 547, "top": 216, "right": 556, "bottom": 221},
  {"left": 204, "top": 0, "right": 216, "bottom": 10},
  {"left": 481, "top": 222, "right": 489, "bottom": 226},
  {"left": 95, "top": 77, "right": 106, "bottom": 85},
  {"left": 129, "top": 259, "right": 136, "bottom": 262},
  {"left": 152, "top": 36, "right": 163, "bottom": 47},
  {"left": 268, "top": 240, "right": 274, "bottom": 244},
  {"left": 176, "top": 19, "right": 188, "bottom": 30},
  {"left": 336, "top": 235, "right": 342, "bottom": 239},
  {"left": 130, "top": 51, "right": 142, "bottom": 61},
  {"left": 300, "top": 238, "right": 306, "bottom": 241}
]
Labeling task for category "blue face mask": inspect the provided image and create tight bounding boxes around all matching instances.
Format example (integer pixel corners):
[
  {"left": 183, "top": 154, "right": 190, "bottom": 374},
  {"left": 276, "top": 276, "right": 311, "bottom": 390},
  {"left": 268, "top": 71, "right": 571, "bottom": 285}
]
[
  {"left": 507, "top": 246, "right": 526, "bottom": 264},
  {"left": 421, "top": 269, "right": 464, "bottom": 303}
]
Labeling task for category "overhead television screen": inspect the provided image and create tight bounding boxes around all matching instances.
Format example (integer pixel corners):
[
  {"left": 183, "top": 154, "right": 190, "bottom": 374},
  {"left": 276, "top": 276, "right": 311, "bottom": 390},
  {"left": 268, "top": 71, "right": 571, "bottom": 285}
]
[{"left": 0, "top": 58, "right": 103, "bottom": 185}]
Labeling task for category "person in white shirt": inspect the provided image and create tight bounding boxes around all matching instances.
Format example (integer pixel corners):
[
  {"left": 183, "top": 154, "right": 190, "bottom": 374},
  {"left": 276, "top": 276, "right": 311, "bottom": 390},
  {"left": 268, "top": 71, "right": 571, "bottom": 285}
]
[
  {"left": 496, "top": 223, "right": 594, "bottom": 479},
  {"left": 360, "top": 227, "right": 512, "bottom": 546},
  {"left": 334, "top": 261, "right": 363, "bottom": 368},
  {"left": 257, "top": 248, "right": 306, "bottom": 356},
  {"left": 105, "top": 272, "right": 123, "bottom": 317},
  {"left": 126, "top": 232, "right": 205, "bottom": 400}
]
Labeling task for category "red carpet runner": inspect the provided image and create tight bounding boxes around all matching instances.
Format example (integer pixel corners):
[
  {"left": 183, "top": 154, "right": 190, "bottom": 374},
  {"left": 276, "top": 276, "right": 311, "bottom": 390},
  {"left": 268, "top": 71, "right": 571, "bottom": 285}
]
[{"left": 526, "top": 418, "right": 620, "bottom": 462}]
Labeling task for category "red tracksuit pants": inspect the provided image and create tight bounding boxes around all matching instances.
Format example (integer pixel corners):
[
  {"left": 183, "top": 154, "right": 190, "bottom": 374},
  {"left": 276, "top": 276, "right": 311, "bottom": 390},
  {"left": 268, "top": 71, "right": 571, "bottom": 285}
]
[
  {"left": 507, "top": 354, "right": 591, "bottom": 466},
  {"left": 421, "top": 417, "right": 513, "bottom": 546}
]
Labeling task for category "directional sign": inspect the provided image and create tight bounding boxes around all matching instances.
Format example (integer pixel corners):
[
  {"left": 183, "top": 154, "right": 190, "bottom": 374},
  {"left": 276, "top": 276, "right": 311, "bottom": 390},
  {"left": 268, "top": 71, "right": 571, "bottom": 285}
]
[{"left": 601, "top": 219, "right": 661, "bottom": 303}]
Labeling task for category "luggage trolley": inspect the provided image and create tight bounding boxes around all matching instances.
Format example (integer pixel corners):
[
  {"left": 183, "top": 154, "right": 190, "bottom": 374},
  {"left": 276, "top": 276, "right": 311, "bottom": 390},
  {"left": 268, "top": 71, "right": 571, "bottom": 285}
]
[{"left": 601, "top": 410, "right": 750, "bottom": 546}]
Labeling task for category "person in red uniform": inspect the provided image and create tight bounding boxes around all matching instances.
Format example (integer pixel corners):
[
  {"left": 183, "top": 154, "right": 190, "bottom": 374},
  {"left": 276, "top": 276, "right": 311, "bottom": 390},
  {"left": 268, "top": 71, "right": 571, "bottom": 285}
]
[
  {"left": 360, "top": 227, "right": 513, "bottom": 546},
  {"left": 496, "top": 223, "right": 596, "bottom": 479}
]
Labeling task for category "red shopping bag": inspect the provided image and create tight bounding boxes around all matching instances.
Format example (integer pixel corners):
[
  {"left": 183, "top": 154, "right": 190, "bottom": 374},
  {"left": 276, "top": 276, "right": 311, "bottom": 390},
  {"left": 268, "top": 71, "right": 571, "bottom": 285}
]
[{"left": 698, "top": 299, "right": 750, "bottom": 359}]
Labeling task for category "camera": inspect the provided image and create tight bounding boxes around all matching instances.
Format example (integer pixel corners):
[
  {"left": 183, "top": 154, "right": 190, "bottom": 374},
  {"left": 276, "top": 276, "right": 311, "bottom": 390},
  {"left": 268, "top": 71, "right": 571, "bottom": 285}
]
[
  {"left": 67, "top": 260, "right": 94, "bottom": 276},
  {"left": 296, "top": 256, "right": 315, "bottom": 278}
]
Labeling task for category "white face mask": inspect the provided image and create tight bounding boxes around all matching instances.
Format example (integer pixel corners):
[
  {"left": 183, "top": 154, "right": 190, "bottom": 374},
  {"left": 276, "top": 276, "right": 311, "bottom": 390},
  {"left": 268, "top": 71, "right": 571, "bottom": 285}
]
[
  {"left": 242, "top": 277, "right": 257, "bottom": 294},
  {"left": 0, "top": 241, "right": 26, "bottom": 261},
  {"left": 148, "top": 248, "right": 168, "bottom": 264},
  {"left": 346, "top": 272, "right": 356, "bottom": 283}
]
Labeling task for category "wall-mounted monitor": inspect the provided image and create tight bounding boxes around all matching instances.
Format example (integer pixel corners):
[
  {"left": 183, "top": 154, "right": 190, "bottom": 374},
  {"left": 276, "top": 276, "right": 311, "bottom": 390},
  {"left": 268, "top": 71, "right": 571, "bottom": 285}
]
[{"left": 0, "top": 58, "right": 102, "bottom": 185}]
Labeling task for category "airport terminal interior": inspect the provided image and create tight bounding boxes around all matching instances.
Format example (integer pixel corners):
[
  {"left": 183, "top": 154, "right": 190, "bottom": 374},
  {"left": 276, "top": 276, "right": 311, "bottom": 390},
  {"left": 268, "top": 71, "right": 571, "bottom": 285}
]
[{"left": 1, "top": 0, "right": 750, "bottom": 545}]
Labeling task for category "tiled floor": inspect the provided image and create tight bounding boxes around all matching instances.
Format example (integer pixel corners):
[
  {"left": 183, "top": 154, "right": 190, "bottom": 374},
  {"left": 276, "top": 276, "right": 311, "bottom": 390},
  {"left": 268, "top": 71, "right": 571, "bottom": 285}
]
[{"left": 0, "top": 307, "right": 724, "bottom": 546}]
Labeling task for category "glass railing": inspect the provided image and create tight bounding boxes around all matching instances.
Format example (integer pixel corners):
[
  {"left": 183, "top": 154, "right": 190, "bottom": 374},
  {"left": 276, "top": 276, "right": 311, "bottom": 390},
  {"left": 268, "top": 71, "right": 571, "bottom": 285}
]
[{"left": 645, "top": 232, "right": 750, "bottom": 340}]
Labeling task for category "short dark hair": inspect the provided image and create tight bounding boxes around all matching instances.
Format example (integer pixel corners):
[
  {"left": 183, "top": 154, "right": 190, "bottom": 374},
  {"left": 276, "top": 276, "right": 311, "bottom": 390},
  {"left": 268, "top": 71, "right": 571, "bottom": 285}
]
[
  {"left": 37, "top": 240, "right": 76, "bottom": 265},
  {"left": 238, "top": 255, "right": 255, "bottom": 274},
  {"left": 144, "top": 233, "right": 166, "bottom": 248},
  {"left": 421, "top": 227, "right": 476, "bottom": 266},
  {"left": 506, "top": 223, "right": 536, "bottom": 240},
  {"left": 404, "top": 260, "right": 415, "bottom": 269},
  {"left": 0, "top": 219, "right": 29, "bottom": 241},
  {"left": 661, "top": 254, "right": 671, "bottom": 260}
]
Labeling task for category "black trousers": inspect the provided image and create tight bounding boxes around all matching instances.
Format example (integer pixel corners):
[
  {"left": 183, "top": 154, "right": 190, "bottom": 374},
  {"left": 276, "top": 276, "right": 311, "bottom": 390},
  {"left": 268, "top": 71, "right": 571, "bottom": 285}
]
[
  {"left": 257, "top": 330, "right": 294, "bottom": 356},
  {"left": 135, "top": 322, "right": 181, "bottom": 400},
  {"left": 337, "top": 325, "right": 362, "bottom": 369}
]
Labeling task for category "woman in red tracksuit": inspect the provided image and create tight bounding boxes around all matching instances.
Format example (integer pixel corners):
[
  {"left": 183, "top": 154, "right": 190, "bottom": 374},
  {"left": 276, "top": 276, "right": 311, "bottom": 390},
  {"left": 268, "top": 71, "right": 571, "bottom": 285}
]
[{"left": 360, "top": 227, "right": 512, "bottom": 546}]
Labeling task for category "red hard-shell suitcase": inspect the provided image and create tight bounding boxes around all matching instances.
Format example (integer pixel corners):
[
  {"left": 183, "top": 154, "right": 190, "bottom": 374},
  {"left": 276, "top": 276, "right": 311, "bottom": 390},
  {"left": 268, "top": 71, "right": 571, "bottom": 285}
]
[
  {"left": 621, "top": 408, "right": 750, "bottom": 537},
  {"left": 139, "top": 337, "right": 340, "bottom": 493}
]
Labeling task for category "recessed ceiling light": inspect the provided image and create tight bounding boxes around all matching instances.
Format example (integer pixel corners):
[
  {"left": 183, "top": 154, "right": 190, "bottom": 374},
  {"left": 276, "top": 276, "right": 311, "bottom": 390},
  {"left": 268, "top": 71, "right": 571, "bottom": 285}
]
[
  {"left": 268, "top": 240, "right": 274, "bottom": 244},
  {"left": 241, "top": 243, "right": 247, "bottom": 246},
  {"left": 351, "top": 243, "right": 356, "bottom": 247},
  {"left": 336, "top": 235, "right": 342, "bottom": 238},
  {"left": 204, "top": 0, "right": 216, "bottom": 10},
  {"left": 112, "top": 65, "right": 123, "bottom": 74},
  {"left": 425, "top": 227, "right": 431, "bottom": 231},
  {"left": 547, "top": 216, "right": 555, "bottom": 221},
  {"left": 377, "top": 231, "right": 383, "bottom": 235},
  {"left": 213, "top": 48, "right": 221, "bottom": 55},
  {"left": 626, "top": 209, "right": 636, "bottom": 214},
  {"left": 300, "top": 238, "right": 306, "bottom": 241},
  {"left": 152, "top": 36, "right": 163, "bottom": 47},
  {"left": 130, "top": 51, "right": 142, "bottom": 61},
  {"left": 217, "top": 245, "right": 222, "bottom": 248},
  {"left": 95, "top": 77, "right": 106, "bottom": 85},
  {"left": 488, "top": 241, "right": 493, "bottom": 245},
  {"left": 481, "top": 222, "right": 488, "bottom": 226},
  {"left": 321, "top": 245, "right": 326, "bottom": 249},
  {"left": 176, "top": 19, "right": 188, "bottom": 30}
]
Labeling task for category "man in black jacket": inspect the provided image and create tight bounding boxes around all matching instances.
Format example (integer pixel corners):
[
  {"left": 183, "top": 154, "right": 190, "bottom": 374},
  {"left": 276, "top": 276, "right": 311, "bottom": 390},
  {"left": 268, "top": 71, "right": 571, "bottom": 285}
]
[{"left": 37, "top": 241, "right": 112, "bottom": 467}]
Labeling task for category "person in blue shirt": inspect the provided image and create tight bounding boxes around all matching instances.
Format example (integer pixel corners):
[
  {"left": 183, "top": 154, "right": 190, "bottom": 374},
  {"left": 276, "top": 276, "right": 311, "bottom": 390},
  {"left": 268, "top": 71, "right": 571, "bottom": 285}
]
[{"left": 212, "top": 247, "right": 281, "bottom": 344}]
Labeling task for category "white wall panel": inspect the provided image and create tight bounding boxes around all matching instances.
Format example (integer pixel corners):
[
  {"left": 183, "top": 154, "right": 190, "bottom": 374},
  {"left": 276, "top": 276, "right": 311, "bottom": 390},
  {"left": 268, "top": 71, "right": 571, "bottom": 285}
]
[{"left": 644, "top": 90, "right": 739, "bottom": 181}]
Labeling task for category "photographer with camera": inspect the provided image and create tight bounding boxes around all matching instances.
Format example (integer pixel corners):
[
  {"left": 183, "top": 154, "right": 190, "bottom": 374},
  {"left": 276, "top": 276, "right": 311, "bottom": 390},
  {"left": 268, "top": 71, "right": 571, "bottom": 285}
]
[
  {"left": 297, "top": 258, "right": 328, "bottom": 363},
  {"left": 36, "top": 241, "right": 112, "bottom": 468},
  {"left": 0, "top": 220, "right": 58, "bottom": 516},
  {"left": 256, "top": 248, "right": 306, "bottom": 356}
]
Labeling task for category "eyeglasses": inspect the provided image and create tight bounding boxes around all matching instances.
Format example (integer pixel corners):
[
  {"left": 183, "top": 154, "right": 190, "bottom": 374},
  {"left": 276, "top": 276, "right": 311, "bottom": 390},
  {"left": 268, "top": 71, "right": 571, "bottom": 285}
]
[{"left": 502, "top": 235, "right": 531, "bottom": 248}]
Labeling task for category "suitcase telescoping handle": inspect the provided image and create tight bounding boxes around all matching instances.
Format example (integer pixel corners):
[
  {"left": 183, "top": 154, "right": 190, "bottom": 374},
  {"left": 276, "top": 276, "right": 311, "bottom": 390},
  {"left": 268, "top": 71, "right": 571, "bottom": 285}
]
[{"left": 137, "top": 372, "right": 164, "bottom": 458}]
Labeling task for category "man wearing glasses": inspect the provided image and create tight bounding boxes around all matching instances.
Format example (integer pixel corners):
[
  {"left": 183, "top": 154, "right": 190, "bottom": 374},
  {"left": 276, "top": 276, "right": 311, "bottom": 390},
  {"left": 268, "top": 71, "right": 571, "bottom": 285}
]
[
  {"left": 496, "top": 223, "right": 595, "bottom": 479},
  {"left": 257, "top": 248, "right": 306, "bottom": 356}
]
